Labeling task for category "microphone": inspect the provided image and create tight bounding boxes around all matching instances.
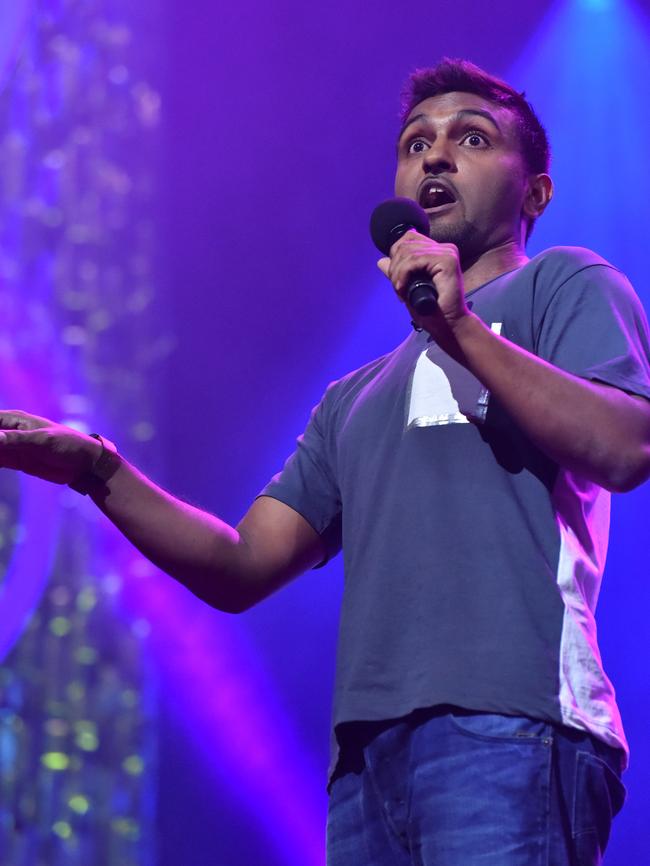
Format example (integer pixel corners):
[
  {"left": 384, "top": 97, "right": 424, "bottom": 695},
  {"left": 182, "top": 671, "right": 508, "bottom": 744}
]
[{"left": 370, "top": 197, "right": 438, "bottom": 315}]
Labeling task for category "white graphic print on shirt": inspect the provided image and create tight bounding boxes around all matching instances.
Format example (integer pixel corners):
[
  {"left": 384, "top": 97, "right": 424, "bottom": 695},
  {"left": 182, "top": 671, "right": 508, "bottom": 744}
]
[{"left": 407, "top": 323, "right": 502, "bottom": 429}]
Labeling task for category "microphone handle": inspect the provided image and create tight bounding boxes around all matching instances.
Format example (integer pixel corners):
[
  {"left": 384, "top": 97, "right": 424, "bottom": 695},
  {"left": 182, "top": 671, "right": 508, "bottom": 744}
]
[
  {"left": 385, "top": 220, "right": 439, "bottom": 316},
  {"left": 408, "top": 277, "right": 438, "bottom": 316}
]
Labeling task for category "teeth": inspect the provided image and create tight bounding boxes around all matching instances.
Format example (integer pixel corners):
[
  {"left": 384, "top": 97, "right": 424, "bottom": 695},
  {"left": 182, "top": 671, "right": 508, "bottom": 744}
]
[{"left": 421, "top": 182, "right": 454, "bottom": 208}]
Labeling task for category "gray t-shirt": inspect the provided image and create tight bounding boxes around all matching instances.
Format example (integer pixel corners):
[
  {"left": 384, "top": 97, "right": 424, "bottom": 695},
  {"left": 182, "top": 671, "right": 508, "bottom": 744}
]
[{"left": 261, "top": 247, "right": 650, "bottom": 780}]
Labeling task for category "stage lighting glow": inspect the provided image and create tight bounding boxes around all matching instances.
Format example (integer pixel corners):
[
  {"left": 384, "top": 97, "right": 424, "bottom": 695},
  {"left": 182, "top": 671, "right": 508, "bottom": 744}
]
[
  {"left": 118, "top": 549, "right": 327, "bottom": 866},
  {"left": 577, "top": 0, "right": 614, "bottom": 10},
  {"left": 41, "top": 752, "right": 70, "bottom": 771},
  {"left": 509, "top": 0, "right": 650, "bottom": 275},
  {"left": 509, "top": 3, "right": 650, "bottom": 864},
  {"left": 0, "top": 6, "right": 159, "bottom": 864}
]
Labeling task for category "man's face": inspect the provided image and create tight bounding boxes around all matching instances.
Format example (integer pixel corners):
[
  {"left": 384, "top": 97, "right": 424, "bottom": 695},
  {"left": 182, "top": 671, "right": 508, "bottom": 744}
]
[{"left": 394, "top": 91, "right": 531, "bottom": 262}]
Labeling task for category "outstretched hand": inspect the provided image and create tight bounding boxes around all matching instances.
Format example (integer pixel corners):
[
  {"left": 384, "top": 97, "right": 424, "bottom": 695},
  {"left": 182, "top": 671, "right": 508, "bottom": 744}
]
[{"left": 0, "top": 410, "right": 101, "bottom": 486}]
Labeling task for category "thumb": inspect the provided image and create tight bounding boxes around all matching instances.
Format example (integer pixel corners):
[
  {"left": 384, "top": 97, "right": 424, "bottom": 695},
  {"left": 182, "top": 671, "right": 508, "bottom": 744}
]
[
  {"left": 377, "top": 257, "right": 391, "bottom": 277},
  {"left": 0, "top": 428, "right": 28, "bottom": 445},
  {"left": 0, "top": 428, "right": 37, "bottom": 471}
]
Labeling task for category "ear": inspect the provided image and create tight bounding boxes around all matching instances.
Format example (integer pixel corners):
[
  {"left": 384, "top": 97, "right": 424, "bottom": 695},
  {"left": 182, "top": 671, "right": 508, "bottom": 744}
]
[{"left": 522, "top": 173, "right": 553, "bottom": 221}]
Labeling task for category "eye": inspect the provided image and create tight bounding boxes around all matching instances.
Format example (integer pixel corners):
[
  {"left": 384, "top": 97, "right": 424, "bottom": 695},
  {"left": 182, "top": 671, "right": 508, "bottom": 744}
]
[
  {"left": 407, "top": 139, "right": 429, "bottom": 155},
  {"left": 461, "top": 130, "right": 490, "bottom": 148}
]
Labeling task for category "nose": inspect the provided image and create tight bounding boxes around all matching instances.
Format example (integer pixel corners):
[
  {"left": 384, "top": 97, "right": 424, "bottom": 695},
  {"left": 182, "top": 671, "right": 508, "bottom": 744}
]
[{"left": 422, "top": 138, "right": 456, "bottom": 174}]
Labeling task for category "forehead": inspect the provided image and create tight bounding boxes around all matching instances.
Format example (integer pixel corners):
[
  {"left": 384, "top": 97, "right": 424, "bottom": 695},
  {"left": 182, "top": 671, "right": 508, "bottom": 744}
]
[{"left": 404, "top": 90, "right": 519, "bottom": 140}]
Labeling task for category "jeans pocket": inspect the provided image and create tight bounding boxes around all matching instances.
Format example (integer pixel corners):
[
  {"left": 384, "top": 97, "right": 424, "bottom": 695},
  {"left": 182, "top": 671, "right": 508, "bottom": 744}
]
[
  {"left": 573, "top": 750, "right": 627, "bottom": 865},
  {"left": 449, "top": 710, "right": 552, "bottom": 743}
]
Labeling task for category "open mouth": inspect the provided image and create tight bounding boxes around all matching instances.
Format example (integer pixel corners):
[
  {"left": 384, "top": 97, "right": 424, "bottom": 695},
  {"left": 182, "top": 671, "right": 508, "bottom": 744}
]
[{"left": 418, "top": 179, "right": 457, "bottom": 211}]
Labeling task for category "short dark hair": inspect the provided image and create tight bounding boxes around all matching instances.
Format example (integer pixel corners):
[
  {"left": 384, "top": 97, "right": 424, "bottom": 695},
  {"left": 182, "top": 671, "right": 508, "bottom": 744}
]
[
  {"left": 401, "top": 59, "right": 550, "bottom": 240},
  {"left": 401, "top": 58, "right": 551, "bottom": 175}
]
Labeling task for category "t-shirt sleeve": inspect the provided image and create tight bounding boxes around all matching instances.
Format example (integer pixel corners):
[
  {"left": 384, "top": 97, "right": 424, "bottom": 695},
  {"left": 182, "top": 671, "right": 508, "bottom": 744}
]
[
  {"left": 535, "top": 264, "right": 650, "bottom": 399},
  {"left": 258, "top": 389, "right": 342, "bottom": 564}
]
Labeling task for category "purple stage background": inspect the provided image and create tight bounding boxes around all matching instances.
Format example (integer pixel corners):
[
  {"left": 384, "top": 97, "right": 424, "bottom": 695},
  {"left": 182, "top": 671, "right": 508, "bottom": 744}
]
[
  {"left": 160, "top": 0, "right": 650, "bottom": 863},
  {"left": 1, "top": 0, "right": 649, "bottom": 863}
]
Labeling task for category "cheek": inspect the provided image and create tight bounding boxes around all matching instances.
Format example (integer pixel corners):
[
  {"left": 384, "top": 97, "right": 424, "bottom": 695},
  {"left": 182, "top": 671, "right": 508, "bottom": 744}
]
[
  {"left": 499, "top": 160, "right": 527, "bottom": 198},
  {"left": 478, "top": 170, "right": 525, "bottom": 215},
  {"left": 393, "top": 162, "right": 412, "bottom": 196}
]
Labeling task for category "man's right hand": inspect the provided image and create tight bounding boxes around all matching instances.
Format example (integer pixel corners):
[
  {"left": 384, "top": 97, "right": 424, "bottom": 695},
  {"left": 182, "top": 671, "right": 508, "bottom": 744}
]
[
  {"left": 0, "top": 409, "right": 102, "bottom": 487},
  {"left": 0, "top": 409, "right": 325, "bottom": 612}
]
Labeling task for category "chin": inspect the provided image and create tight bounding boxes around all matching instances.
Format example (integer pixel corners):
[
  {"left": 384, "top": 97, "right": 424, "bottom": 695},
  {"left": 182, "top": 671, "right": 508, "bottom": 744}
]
[{"left": 429, "top": 217, "right": 476, "bottom": 247}]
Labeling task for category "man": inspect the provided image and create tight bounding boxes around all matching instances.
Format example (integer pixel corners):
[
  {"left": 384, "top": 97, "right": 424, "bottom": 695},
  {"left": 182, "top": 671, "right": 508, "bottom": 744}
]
[{"left": 1, "top": 59, "right": 650, "bottom": 865}]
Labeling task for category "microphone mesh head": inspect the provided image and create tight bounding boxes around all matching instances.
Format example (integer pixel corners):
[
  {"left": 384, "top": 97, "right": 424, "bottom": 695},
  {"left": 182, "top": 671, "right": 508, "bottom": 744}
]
[{"left": 369, "top": 197, "right": 430, "bottom": 255}]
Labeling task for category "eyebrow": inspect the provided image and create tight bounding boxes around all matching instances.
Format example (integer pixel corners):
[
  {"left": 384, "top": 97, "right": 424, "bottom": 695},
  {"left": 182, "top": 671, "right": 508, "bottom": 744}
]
[{"left": 397, "top": 108, "right": 502, "bottom": 143}]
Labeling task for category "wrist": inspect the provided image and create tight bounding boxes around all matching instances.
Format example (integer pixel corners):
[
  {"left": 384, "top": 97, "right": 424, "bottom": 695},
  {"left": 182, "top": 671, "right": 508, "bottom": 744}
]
[
  {"left": 447, "top": 309, "right": 485, "bottom": 340},
  {"left": 428, "top": 310, "right": 485, "bottom": 363},
  {"left": 70, "top": 433, "right": 122, "bottom": 496},
  {"left": 85, "top": 435, "right": 103, "bottom": 466}
]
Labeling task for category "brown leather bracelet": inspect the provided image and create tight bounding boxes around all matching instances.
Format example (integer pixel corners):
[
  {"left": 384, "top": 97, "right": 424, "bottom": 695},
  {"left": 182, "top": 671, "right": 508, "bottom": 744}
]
[{"left": 69, "top": 433, "right": 122, "bottom": 496}]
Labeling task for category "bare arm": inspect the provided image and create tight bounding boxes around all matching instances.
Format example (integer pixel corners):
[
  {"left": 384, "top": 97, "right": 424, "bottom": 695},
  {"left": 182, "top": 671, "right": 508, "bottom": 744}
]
[
  {"left": 447, "top": 314, "right": 650, "bottom": 492},
  {"left": 0, "top": 412, "right": 325, "bottom": 612},
  {"left": 382, "top": 234, "right": 650, "bottom": 493}
]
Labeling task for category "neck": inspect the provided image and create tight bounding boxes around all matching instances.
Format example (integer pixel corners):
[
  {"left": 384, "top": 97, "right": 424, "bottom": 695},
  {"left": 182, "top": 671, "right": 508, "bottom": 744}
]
[{"left": 461, "top": 240, "right": 529, "bottom": 293}]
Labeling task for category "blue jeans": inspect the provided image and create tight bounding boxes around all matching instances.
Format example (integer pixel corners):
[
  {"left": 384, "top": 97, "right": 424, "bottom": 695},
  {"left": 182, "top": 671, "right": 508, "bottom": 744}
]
[{"left": 326, "top": 707, "right": 626, "bottom": 866}]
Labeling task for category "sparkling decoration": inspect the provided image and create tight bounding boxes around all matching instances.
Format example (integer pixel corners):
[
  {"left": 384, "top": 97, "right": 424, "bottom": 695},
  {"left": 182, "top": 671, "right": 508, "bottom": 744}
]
[{"left": 0, "top": 1, "right": 165, "bottom": 864}]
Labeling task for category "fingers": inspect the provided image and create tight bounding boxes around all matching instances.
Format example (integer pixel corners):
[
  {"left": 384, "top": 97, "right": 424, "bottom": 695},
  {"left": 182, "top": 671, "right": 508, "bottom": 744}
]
[
  {"left": 382, "top": 233, "right": 460, "bottom": 299},
  {"left": 0, "top": 428, "right": 40, "bottom": 470},
  {"left": 0, "top": 426, "right": 90, "bottom": 484},
  {"left": 0, "top": 426, "right": 54, "bottom": 451},
  {"left": 0, "top": 428, "right": 36, "bottom": 444},
  {"left": 388, "top": 231, "right": 458, "bottom": 262},
  {"left": 0, "top": 409, "right": 53, "bottom": 431},
  {"left": 377, "top": 257, "right": 391, "bottom": 277}
]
